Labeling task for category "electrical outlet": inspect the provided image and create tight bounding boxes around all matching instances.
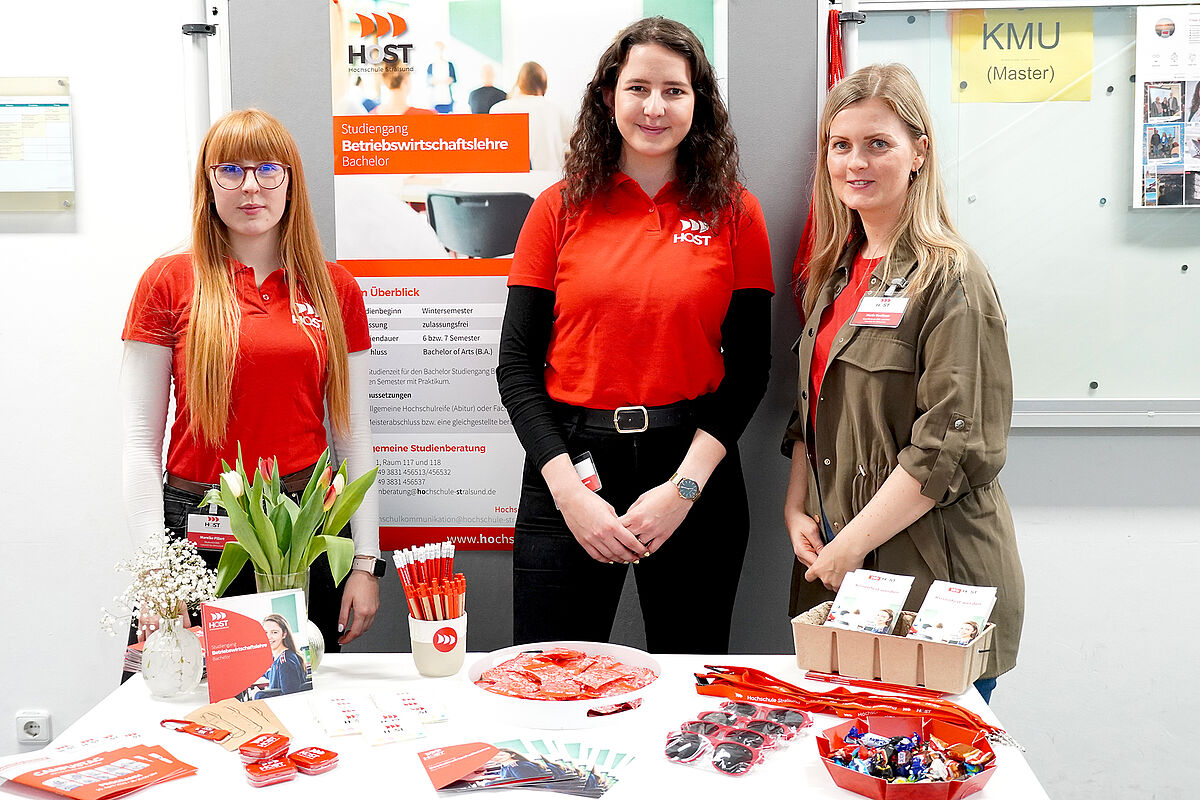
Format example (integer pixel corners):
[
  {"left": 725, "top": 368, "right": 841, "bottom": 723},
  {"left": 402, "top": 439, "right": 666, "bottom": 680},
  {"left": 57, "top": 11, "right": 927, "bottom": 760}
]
[{"left": 16, "top": 710, "right": 51, "bottom": 744}]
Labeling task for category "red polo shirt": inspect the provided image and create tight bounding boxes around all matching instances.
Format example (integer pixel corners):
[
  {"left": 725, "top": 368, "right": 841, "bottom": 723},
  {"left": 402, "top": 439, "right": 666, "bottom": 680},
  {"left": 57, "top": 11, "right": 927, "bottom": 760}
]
[
  {"left": 122, "top": 253, "right": 371, "bottom": 483},
  {"left": 507, "top": 175, "right": 774, "bottom": 409}
]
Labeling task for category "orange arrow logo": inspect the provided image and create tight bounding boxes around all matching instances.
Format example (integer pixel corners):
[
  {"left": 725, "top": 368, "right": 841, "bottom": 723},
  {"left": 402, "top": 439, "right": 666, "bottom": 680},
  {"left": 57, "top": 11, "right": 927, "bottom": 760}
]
[{"left": 357, "top": 12, "right": 407, "bottom": 38}]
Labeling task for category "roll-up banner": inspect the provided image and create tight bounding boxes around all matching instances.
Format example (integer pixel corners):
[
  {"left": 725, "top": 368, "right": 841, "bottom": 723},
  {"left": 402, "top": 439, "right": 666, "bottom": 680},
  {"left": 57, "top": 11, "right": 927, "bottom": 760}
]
[{"left": 329, "top": 1, "right": 723, "bottom": 549}]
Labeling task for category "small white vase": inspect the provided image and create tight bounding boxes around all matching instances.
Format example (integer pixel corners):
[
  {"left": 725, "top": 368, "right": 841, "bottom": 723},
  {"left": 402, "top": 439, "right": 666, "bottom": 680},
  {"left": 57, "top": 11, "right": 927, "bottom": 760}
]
[{"left": 141, "top": 616, "right": 203, "bottom": 698}]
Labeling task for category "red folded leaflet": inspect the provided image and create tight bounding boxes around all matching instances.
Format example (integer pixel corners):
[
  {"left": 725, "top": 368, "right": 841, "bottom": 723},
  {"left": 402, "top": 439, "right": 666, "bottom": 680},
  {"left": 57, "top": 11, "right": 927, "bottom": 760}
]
[{"left": 1, "top": 744, "right": 197, "bottom": 799}]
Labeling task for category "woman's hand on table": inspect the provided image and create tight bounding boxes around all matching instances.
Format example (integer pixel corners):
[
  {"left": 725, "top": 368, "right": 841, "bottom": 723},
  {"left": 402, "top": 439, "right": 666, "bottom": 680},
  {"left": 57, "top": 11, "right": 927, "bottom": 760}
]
[
  {"left": 785, "top": 507, "right": 824, "bottom": 568},
  {"left": 618, "top": 482, "right": 690, "bottom": 556}
]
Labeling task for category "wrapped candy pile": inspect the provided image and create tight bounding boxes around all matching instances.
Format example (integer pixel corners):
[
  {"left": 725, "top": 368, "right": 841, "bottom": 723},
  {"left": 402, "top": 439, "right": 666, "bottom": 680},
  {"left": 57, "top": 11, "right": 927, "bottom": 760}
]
[
  {"left": 826, "top": 725, "right": 994, "bottom": 783},
  {"left": 474, "top": 647, "right": 657, "bottom": 701}
]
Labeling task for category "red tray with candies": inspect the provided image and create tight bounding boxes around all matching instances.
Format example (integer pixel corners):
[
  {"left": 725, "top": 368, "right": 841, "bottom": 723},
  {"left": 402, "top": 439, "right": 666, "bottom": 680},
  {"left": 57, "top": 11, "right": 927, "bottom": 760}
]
[
  {"left": 816, "top": 716, "right": 997, "bottom": 800},
  {"left": 468, "top": 641, "right": 661, "bottom": 730}
]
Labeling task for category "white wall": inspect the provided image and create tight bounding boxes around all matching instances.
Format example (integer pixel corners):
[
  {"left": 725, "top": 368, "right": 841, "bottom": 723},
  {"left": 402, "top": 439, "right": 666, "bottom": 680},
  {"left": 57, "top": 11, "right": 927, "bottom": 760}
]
[{"left": 0, "top": 1, "right": 194, "bottom": 755}]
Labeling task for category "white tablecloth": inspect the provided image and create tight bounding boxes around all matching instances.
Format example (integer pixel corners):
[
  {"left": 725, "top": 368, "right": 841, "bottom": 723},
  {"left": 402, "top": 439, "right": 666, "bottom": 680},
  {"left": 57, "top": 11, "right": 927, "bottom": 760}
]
[{"left": 8, "top": 654, "right": 1048, "bottom": 799}]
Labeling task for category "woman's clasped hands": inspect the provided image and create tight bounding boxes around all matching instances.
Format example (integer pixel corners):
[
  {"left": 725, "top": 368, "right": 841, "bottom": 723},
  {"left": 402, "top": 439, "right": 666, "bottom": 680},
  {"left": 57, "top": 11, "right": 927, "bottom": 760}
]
[{"left": 552, "top": 476, "right": 692, "bottom": 565}]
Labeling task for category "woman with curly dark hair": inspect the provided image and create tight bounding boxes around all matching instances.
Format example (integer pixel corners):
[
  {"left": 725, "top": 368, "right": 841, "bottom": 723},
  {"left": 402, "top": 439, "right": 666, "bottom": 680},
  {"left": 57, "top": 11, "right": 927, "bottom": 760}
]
[{"left": 497, "top": 16, "right": 773, "bottom": 653}]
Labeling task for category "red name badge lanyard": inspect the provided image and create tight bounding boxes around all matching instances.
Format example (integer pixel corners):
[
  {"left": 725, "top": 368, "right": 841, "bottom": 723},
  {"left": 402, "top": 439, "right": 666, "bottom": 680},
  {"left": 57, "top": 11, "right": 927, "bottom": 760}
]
[
  {"left": 693, "top": 666, "right": 1020, "bottom": 749},
  {"left": 161, "top": 719, "right": 232, "bottom": 743}
]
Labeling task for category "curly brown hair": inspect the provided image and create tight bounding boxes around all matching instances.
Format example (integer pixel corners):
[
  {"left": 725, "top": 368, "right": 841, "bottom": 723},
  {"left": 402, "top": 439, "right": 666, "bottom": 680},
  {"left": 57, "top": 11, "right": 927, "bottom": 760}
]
[{"left": 562, "top": 16, "right": 740, "bottom": 225}]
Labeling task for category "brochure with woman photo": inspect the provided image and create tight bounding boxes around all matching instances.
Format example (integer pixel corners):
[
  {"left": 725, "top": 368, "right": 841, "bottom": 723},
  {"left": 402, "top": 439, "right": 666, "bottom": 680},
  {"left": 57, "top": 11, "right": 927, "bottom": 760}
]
[
  {"left": 906, "top": 580, "right": 997, "bottom": 645},
  {"left": 824, "top": 570, "right": 915, "bottom": 634},
  {"left": 200, "top": 589, "right": 314, "bottom": 702}
]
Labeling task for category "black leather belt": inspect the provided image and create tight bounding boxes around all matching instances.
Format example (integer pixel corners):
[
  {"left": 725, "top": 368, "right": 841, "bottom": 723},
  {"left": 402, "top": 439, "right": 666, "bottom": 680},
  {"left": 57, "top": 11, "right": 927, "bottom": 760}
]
[
  {"left": 165, "top": 461, "right": 319, "bottom": 497},
  {"left": 560, "top": 402, "right": 692, "bottom": 433}
]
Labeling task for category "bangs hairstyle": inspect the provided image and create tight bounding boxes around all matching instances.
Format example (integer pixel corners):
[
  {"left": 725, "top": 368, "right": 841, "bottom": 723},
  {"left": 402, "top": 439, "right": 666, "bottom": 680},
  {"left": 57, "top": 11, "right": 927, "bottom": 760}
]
[
  {"left": 802, "top": 63, "right": 967, "bottom": 318},
  {"left": 563, "top": 16, "right": 740, "bottom": 224},
  {"left": 187, "top": 108, "right": 351, "bottom": 446}
]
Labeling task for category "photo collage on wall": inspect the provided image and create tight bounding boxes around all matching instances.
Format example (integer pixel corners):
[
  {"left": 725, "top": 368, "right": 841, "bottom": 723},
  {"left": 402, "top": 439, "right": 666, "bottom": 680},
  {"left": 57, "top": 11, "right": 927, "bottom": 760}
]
[
  {"left": 1141, "top": 80, "right": 1200, "bottom": 206},
  {"left": 1135, "top": 7, "right": 1200, "bottom": 208}
]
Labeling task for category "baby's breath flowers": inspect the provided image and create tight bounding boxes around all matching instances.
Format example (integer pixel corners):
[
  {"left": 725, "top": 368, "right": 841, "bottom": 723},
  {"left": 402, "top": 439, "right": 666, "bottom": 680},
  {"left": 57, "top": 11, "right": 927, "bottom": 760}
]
[{"left": 101, "top": 530, "right": 217, "bottom": 634}]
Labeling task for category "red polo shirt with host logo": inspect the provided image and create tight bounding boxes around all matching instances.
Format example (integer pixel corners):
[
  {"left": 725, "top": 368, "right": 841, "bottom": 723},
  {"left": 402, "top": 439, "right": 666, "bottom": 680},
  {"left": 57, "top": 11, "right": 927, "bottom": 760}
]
[
  {"left": 507, "top": 175, "right": 774, "bottom": 409},
  {"left": 122, "top": 253, "right": 371, "bottom": 484}
]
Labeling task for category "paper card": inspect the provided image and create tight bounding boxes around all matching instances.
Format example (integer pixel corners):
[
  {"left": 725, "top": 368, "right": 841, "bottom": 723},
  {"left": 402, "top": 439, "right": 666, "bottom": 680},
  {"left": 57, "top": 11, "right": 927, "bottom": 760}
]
[
  {"left": 3, "top": 744, "right": 196, "bottom": 800},
  {"left": 826, "top": 570, "right": 915, "bottom": 634},
  {"left": 907, "top": 580, "right": 998, "bottom": 645},
  {"left": 850, "top": 296, "right": 909, "bottom": 328},
  {"left": 185, "top": 513, "right": 236, "bottom": 550},
  {"left": 421, "top": 741, "right": 561, "bottom": 792},
  {"left": 184, "top": 698, "right": 290, "bottom": 751},
  {"left": 201, "top": 589, "right": 312, "bottom": 703}
]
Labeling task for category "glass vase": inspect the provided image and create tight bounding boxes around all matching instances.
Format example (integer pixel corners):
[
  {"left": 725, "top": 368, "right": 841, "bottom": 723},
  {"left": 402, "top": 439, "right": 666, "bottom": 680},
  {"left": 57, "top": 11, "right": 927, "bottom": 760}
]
[
  {"left": 253, "top": 569, "right": 325, "bottom": 671},
  {"left": 141, "top": 615, "right": 203, "bottom": 698}
]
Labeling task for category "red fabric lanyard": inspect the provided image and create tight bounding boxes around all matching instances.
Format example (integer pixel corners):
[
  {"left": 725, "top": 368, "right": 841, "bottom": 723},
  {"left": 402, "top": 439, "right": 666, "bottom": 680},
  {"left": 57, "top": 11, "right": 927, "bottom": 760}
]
[{"left": 693, "top": 666, "right": 1019, "bottom": 749}]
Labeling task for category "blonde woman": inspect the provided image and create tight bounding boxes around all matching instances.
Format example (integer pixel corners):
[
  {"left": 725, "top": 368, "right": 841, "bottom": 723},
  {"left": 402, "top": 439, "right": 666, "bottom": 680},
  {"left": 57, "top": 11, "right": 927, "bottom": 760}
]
[
  {"left": 782, "top": 64, "right": 1023, "bottom": 701},
  {"left": 120, "top": 109, "right": 382, "bottom": 653}
]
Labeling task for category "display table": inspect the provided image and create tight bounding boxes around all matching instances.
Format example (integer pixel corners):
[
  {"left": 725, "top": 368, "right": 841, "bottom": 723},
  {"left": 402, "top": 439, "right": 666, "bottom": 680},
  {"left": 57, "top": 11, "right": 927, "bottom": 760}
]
[{"left": 7, "top": 654, "right": 1048, "bottom": 799}]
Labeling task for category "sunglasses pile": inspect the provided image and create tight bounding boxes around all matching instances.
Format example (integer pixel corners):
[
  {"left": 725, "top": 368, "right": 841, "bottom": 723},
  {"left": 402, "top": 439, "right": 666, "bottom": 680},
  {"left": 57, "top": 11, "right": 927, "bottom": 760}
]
[{"left": 663, "top": 701, "right": 812, "bottom": 777}]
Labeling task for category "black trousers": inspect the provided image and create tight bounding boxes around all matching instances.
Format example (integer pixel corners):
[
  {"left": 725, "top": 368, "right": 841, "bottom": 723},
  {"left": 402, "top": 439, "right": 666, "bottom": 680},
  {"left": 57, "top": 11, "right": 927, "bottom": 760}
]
[
  {"left": 513, "top": 423, "right": 749, "bottom": 654},
  {"left": 121, "top": 483, "right": 347, "bottom": 682}
]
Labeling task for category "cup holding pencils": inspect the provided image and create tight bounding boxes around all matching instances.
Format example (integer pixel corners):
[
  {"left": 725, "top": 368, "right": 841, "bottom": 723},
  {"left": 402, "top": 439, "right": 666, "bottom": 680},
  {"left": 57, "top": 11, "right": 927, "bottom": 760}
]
[{"left": 393, "top": 543, "right": 467, "bottom": 678}]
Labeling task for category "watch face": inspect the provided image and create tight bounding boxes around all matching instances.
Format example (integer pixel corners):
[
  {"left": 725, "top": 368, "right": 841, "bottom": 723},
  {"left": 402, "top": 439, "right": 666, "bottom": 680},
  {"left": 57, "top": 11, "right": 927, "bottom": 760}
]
[{"left": 677, "top": 478, "right": 700, "bottom": 501}]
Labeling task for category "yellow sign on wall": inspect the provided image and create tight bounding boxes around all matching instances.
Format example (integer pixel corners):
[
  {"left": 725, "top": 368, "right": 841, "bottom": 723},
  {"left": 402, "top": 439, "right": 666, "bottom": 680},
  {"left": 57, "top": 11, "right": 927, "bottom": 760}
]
[{"left": 951, "top": 8, "right": 1093, "bottom": 103}]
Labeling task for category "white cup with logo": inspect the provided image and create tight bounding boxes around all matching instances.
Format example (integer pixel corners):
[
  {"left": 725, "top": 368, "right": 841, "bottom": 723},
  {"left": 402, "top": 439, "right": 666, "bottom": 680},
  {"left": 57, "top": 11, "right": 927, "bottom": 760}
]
[{"left": 408, "top": 614, "right": 467, "bottom": 677}]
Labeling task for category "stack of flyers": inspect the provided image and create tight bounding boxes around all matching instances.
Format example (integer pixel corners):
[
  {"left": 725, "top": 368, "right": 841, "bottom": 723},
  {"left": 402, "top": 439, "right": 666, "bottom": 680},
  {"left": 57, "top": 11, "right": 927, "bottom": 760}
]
[
  {"left": 824, "top": 570, "right": 915, "bottom": 634},
  {"left": 312, "top": 691, "right": 447, "bottom": 744},
  {"left": 907, "top": 580, "right": 997, "bottom": 645},
  {"left": 420, "top": 739, "right": 634, "bottom": 796},
  {"left": 0, "top": 744, "right": 196, "bottom": 799},
  {"left": 122, "top": 626, "right": 204, "bottom": 675}
]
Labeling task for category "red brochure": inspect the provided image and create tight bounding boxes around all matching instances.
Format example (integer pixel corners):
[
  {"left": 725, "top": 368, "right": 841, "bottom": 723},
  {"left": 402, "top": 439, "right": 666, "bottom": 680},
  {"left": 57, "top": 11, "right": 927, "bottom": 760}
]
[{"left": 4, "top": 744, "right": 196, "bottom": 799}]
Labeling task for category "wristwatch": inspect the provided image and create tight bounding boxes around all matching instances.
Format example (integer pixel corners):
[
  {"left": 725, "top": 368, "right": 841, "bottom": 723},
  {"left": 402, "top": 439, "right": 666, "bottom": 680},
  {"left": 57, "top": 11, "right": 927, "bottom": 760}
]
[
  {"left": 669, "top": 473, "right": 702, "bottom": 502},
  {"left": 352, "top": 555, "right": 387, "bottom": 577}
]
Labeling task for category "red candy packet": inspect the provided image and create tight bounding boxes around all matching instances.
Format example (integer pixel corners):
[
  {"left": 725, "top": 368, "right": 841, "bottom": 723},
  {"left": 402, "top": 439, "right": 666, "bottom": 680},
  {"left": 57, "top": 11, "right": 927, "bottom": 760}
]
[{"left": 475, "top": 648, "right": 656, "bottom": 701}]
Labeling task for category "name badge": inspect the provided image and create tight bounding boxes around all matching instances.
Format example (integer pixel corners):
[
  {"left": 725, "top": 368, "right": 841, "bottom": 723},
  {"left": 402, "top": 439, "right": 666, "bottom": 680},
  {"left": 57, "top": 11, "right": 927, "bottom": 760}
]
[
  {"left": 572, "top": 451, "right": 602, "bottom": 492},
  {"left": 850, "top": 295, "right": 909, "bottom": 328},
  {"left": 186, "top": 513, "right": 235, "bottom": 550}
]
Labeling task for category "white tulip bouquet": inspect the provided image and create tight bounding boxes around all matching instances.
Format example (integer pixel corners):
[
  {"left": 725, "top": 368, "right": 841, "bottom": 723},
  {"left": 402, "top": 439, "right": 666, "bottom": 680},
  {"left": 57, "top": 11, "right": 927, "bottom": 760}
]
[{"left": 200, "top": 446, "right": 379, "bottom": 595}]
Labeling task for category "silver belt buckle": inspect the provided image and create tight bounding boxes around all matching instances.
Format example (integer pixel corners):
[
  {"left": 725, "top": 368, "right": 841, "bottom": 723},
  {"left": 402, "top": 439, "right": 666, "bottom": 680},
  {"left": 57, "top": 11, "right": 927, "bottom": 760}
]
[{"left": 613, "top": 405, "right": 649, "bottom": 433}]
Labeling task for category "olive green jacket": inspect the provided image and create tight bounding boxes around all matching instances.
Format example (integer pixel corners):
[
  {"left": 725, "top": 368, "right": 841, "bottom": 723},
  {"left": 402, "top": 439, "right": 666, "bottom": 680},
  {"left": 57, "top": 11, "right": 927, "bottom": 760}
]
[{"left": 784, "top": 238, "right": 1024, "bottom": 680}]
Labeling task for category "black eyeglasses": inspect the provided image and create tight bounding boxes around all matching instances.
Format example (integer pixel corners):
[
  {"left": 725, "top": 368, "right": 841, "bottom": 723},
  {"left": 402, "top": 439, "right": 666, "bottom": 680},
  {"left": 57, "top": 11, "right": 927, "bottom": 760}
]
[{"left": 209, "top": 162, "right": 289, "bottom": 190}]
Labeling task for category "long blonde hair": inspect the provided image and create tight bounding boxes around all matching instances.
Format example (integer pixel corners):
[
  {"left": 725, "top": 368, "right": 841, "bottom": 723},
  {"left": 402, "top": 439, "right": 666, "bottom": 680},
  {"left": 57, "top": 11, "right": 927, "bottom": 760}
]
[
  {"left": 803, "top": 63, "right": 967, "bottom": 318},
  {"left": 187, "top": 109, "right": 350, "bottom": 445}
]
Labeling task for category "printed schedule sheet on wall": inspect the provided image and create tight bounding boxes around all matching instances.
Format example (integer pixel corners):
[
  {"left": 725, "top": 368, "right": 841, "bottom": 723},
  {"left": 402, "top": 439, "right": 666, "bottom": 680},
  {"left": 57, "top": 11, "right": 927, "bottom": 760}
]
[{"left": 0, "top": 96, "right": 73, "bottom": 193}]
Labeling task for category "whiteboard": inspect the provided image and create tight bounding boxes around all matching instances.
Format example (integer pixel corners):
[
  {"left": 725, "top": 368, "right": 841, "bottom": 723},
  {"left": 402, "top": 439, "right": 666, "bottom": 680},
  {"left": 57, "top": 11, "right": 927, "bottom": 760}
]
[{"left": 853, "top": 5, "right": 1200, "bottom": 426}]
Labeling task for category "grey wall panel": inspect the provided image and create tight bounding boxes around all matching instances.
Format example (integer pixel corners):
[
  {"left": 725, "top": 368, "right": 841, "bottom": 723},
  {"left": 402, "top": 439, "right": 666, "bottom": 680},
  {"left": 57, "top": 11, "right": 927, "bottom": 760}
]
[{"left": 229, "top": 0, "right": 337, "bottom": 259}]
